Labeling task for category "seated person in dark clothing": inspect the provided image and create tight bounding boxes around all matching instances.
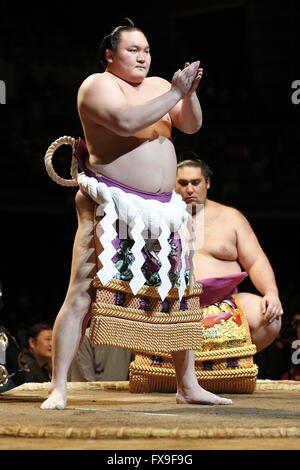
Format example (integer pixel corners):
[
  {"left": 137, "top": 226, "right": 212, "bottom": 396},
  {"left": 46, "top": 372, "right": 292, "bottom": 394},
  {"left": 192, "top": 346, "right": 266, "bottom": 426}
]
[
  {"left": 68, "top": 328, "right": 134, "bottom": 382},
  {"left": 23, "top": 323, "right": 53, "bottom": 382}
]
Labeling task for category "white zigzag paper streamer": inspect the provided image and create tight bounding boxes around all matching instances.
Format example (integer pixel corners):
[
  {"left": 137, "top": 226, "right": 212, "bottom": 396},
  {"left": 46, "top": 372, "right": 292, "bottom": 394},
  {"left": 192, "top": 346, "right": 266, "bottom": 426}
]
[
  {"left": 129, "top": 215, "right": 147, "bottom": 295},
  {"left": 157, "top": 222, "right": 172, "bottom": 301},
  {"left": 178, "top": 222, "right": 187, "bottom": 301},
  {"left": 187, "top": 216, "right": 196, "bottom": 287},
  {"left": 77, "top": 172, "right": 190, "bottom": 297},
  {"left": 97, "top": 201, "right": 118, "bottom": 284}
]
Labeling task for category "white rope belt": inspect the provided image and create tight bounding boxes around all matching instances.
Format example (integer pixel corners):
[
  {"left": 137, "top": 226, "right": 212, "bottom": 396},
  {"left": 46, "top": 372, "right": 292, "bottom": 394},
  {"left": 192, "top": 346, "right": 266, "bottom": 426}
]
[{"left": 44, "top": 136, "right": 193, "bottom": 300}]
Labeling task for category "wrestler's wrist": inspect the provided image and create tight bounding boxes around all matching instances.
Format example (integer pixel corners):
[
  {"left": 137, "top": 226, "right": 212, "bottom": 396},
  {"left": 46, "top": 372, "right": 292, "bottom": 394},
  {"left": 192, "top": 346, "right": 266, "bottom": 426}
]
[
  {"left": 264, "top": 287, "right": 279, "bottom": 296},
  {"left": 185, "top": 90, "right": 199, "bottom": 100},
  {"left": 170, "top": 86, "right": 184, "bottom": 101}
]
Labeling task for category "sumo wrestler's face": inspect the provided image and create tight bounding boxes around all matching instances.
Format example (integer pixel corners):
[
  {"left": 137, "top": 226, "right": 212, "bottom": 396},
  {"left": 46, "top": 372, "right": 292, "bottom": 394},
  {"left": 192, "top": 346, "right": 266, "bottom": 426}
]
[
  {"left": 106, "top": 30, "right": 151, "bottom": 83},
  {"left": 175, "top": 166, "right": 210, "bottom": 207}
]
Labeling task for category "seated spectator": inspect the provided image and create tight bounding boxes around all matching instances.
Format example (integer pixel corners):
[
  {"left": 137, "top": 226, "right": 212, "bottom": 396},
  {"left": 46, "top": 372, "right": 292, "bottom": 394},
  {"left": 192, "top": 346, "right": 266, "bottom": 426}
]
[
  {"left": 23, "top": 323, "right": 53, "bottom": 382},
  {"left": 68, "top": 328, "right": 134, "bottom": 382},
  {"left": 292, "top": 312, "right": 300, "bottom": 328}
]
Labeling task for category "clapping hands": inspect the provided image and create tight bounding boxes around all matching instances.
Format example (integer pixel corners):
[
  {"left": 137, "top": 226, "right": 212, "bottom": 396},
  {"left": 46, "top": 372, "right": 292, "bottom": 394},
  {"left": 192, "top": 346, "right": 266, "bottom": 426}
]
[{"left": 171, "top": 61, "right": 203, "bottom": 98}]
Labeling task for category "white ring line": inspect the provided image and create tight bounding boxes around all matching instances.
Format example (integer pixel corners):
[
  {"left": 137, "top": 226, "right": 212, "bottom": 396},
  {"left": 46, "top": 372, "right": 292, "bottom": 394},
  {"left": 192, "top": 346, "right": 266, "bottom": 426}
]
[{"left": 69, "top": 407, "right": 178, "bottom": 417}]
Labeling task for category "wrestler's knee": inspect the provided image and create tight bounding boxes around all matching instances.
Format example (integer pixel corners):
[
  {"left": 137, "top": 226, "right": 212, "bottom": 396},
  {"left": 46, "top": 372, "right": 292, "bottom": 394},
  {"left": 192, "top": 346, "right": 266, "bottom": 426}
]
[
  {"left": 64, "top": 291, "right": 92, "bottom": 319},
  {"left": 254, "top": 316, "right": 282, "bottom": 351},
  {"left": 266, "top": 315, "right": 282, "bottom": 339},
  {"left": 236, "top": 292, "right": 261, "bottom": 327}
]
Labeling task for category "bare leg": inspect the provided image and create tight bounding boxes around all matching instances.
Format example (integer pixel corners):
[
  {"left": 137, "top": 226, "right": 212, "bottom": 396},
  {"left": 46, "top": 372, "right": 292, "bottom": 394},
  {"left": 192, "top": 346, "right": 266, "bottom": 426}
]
[
  {"left": 171, "top": 350, "right": 232, "bottom": 405},
  {"left": 41, "top": 192, "right": 97, "bottom": 409},
  {"left": 237, "top": 292, "right": 282, "bottom": 352}
]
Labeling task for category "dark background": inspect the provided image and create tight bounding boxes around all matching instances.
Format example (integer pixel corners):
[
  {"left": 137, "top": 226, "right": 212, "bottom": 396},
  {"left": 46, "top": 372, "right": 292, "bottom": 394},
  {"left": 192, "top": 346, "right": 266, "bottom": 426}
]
[{"left": 0, "top": 0, "right": 299, "bottom": 343}]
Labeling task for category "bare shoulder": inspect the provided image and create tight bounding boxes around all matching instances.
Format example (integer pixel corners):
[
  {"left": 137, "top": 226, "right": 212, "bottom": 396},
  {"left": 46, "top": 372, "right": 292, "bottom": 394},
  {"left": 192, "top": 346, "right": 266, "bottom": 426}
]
[
  {"left": 146, "top": 76, "right": 171, "bottom": 90},
  {"left": 78, "top": 73, "right": 117, "bottom": 98},
  {"left": 209, "top": 200, "right": 248, "bottom": 225},
  {"left": 77, "top": 72, "right": 123, "bottom": 111},
  {"left": 223, "top": 204, "right": 245, "bottom": 218},
  {"left": 79, "top": 73, "right": 103, "bottom": 90},
  {"left": 224, "top": 204, "right": 248, "bottom": 221},
  {"left": 220, "top": 204, "right": 253, "bottom": 234}
]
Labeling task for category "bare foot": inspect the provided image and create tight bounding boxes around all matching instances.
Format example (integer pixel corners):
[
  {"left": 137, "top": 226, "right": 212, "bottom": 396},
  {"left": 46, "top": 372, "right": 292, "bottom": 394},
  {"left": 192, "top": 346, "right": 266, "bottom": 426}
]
[
  {"left": 176, "top": 386, "right": 233, "bottom": 405},
  {"left": 40, "top": 386, "right": 67, "bottom": 410}
]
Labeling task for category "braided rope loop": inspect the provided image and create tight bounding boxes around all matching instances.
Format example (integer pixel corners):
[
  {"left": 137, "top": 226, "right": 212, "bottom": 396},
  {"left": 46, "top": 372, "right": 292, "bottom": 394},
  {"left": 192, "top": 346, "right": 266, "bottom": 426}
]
[{"left": 44, "top": 135, "right": 78, "bottom": 186}]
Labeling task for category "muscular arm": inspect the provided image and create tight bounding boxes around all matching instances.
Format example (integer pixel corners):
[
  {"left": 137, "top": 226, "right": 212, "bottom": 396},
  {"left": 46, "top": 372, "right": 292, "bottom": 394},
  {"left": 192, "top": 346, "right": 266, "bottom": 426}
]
[
  {"left": 78, "top": 64, "right": 200, "bottom": 137},
  {"left": 170, "top": 92, "right": 202, "bottom": 134},
  {"left": 236, "top": 216, "right": 278, "bottom": 294},
  {"left": 234, "top": 209, "right": 283, "bottom": 318},
  {"left": 169, "top": 62, "right": 203, "bottom": 134}
]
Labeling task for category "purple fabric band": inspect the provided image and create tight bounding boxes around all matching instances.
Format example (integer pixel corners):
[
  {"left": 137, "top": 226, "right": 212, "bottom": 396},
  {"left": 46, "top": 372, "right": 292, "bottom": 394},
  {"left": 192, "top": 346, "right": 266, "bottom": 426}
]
[
  {"left": 95, "top": 174, "right": 172, "bottom": 202},
  {"left": 197, "top": 272, "right": 248, "bottom": 307}
]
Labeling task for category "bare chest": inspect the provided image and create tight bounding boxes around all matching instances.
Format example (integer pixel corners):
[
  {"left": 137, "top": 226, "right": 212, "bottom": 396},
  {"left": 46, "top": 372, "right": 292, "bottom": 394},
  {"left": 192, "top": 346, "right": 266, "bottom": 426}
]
[
  {"left": 200, "top": 221, "right": 238, "bottom": 261},
  {"left": 119, "top": 80, "right": 171, "bottom": 124}
]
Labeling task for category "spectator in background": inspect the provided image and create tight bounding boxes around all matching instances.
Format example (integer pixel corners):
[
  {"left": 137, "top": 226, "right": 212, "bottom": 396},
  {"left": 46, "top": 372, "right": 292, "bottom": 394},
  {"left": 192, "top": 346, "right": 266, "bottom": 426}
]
[
  {"left": 68, "top": 328, "right": 134, "bottom": 382},
  {"left": 23, "top": 323, "right": 53, "bottom": 382},
  {"left": 291, "top": 312, "right": 300, "bottom": 327}
]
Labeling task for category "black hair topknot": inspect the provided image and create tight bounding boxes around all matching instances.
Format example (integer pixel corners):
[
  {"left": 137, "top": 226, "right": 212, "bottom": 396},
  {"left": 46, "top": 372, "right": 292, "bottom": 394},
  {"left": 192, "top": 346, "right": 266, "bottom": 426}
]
[{"left": 119, "top": 17, "right": 135, "bottom": 27}]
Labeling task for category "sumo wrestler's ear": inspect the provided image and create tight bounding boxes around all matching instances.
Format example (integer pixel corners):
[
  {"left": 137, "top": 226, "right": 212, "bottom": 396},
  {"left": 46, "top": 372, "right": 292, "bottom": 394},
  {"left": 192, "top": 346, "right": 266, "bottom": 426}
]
[
  {"left": 105, "top": 49, "right": 114, "bottom": 63},
  {"left": 28, "top": 337, "right": 35, "bottom": 349}
]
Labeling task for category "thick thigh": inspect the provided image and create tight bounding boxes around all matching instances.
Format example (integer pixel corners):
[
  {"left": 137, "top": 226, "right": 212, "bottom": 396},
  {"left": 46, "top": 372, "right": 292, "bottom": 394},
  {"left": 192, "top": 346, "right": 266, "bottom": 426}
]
[
  {"left": 237, "top": 292, "right": 282, "bottom": 351},
  {"left": 236, "top": 292, "right": 265, "bottom": 331},
  {"left": 51, "top": 192, "right": 98, "bottom": 352},
  {"left": 66, "top": 191, "right": 98, "bottom": 300}
]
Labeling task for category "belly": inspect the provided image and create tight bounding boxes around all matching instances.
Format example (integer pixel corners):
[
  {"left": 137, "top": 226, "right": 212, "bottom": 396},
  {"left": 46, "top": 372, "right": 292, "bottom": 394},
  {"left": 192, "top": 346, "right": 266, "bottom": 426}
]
[
  {"left": 89, "top": 137, "right": 177, "bottom": 193},
  {"left": 192, "top": 252, "right": 242, "bottom": 280}
]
